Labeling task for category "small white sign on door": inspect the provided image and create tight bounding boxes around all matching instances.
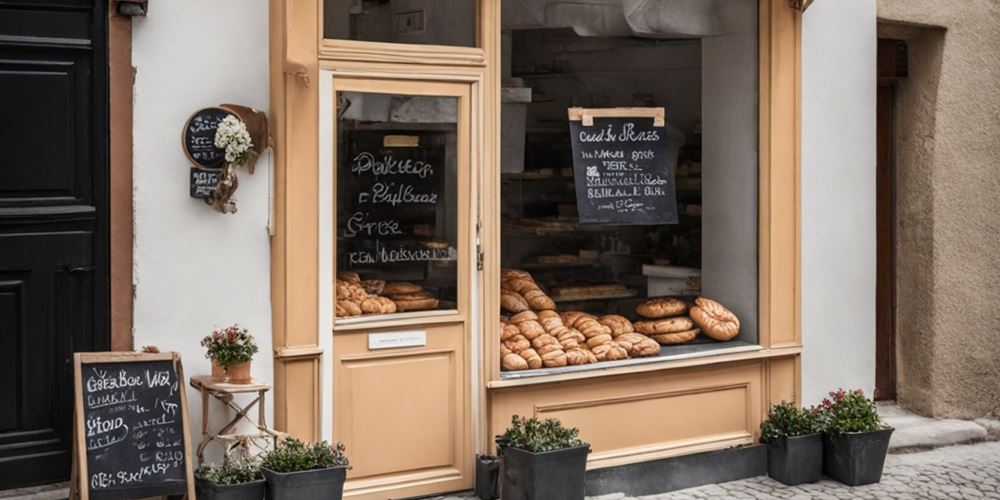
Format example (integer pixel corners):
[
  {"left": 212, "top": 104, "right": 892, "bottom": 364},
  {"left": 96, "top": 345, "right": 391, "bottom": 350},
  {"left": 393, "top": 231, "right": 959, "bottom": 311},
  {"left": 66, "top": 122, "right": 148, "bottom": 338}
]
[{"left": 368, "top": 330, "right": 427, "bottom": 350}]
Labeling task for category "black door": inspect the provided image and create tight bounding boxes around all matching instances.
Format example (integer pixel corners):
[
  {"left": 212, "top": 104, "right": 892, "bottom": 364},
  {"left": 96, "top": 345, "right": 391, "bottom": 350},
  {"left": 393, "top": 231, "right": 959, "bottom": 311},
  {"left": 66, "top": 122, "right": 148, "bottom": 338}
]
[{"left": 0, "top": 0, "right": 109, "bottom": 488}]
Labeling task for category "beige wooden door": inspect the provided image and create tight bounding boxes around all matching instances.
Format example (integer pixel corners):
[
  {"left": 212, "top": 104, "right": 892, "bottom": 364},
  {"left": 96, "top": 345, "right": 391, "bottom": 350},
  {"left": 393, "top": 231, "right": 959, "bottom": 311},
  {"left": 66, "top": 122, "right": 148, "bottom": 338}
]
[{"left": 331, "top": 78, "right": 474, "bottom": 500}]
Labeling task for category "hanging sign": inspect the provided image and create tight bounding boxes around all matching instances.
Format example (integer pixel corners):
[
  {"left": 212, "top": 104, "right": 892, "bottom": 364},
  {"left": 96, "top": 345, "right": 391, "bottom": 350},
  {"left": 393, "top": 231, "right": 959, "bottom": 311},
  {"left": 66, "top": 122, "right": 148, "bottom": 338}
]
[
  {"left": 72, "top": 352, "right": 194, "bottom": 500},
  {"left": 182, "top": 107, "right": 233, "bottom": 169},
  {"left": 568, "top": 107, "right": 678, "bottom": 225}
]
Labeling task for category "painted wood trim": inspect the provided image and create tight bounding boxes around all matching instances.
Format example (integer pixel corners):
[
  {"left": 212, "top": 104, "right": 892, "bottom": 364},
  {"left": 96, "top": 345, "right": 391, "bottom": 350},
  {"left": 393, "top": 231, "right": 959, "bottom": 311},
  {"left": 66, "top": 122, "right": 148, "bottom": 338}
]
[
  {"left": 269, "top": 0, "right": 322, "bottom": 441},
  {"left": 487, "top": 345, "right": 801, "bottom": 389},
  {"left": 320, "top": 39, "right": 487, "bottom": 67},
  {"left": 109, "top": 1, "right": 133, "bottom": 352}
]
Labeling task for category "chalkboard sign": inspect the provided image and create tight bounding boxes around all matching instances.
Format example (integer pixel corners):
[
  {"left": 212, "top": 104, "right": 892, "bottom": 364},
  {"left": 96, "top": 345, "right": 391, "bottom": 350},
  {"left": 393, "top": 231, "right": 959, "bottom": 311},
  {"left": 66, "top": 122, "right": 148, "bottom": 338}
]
[
  {"left": 190, "top": 167, "right": 222, "bottom": 198},
  {"left": 568, "top": 107, "right": 678, "bottom": 225},
  {"left": 182, "top": 107, "right": 234, "bottom": 168},
  {"left": 338, "top": 131, "right": 452, "bottom": 268},
  {"left": 72, "top": 352, "right": 194, "bottom": 500}
]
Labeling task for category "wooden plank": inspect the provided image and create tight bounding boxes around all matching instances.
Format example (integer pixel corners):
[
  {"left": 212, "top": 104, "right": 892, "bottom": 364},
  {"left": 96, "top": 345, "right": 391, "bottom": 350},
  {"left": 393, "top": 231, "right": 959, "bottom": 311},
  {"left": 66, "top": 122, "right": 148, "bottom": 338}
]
[{"left": 568, "top": 106, "right": 666, "bottom": 127}]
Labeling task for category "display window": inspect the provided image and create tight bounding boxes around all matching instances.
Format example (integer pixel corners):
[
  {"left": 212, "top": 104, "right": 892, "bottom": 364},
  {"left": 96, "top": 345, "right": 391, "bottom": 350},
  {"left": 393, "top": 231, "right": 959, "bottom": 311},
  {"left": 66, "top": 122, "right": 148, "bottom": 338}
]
[
  {"left": 334, "top": 91, "right": 461, "bottom": 321},
  {"left": 497, "top": 2, "right": 760, "bottom": 377},
  {"left": 323, "top": 0, "right": 478, "bottom": 47}
]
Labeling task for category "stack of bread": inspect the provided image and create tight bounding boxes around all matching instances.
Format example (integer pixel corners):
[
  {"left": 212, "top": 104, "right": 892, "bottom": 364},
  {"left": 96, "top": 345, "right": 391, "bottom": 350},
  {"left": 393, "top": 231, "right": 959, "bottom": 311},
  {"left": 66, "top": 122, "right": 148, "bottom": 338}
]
[
  {"left": 501, "top": 311, "right": 568, "bottom": 370},
  {"left": 598, "top": 314, "right": 661, "bottom": 357},
  {"left": 334, "top": 272, "right": 438, "bottom": 318},
  {"left": 335, "top": 275, "right": 396, "bottom": 318},
  {"left": 633, "top": 297, "right": 699, "bottom": 345},
  {"left": 497, "top": 269, "right": 739, "bottom": 372},
  {"left": 501, "top": 269, "right": 556, "bottom": 312}
]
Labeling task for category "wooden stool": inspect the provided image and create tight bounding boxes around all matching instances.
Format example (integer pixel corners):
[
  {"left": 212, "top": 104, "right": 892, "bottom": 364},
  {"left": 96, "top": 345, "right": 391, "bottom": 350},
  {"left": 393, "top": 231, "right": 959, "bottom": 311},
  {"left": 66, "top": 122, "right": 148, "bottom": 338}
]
[{"left": 189, "top": 375, "right": 282, "bottom": 465}]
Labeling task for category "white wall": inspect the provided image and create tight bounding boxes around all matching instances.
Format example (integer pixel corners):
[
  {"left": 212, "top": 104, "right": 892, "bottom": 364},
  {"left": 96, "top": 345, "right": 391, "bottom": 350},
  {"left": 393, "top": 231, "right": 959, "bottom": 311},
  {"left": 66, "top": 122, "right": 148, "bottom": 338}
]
[
  {"left": 801, "top": 0, "right": 877, "bottom": 405},
  {"left": 131, "top": 0, "right": 272, "bottom": 464}
]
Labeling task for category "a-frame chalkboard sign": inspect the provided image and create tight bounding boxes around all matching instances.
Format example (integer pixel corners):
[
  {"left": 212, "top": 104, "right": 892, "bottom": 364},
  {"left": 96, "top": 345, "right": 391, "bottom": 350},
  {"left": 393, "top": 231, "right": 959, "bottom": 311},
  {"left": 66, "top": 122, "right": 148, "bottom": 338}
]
[{"left": 71, "top": 352, "right": 195, "bottom": 500}]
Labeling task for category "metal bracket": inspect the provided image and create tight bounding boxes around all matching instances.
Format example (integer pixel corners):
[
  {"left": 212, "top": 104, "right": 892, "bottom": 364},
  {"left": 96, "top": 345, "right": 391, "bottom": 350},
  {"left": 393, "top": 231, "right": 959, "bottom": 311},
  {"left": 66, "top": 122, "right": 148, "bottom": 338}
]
[{"left": 790, "top": 0, "right": 815, "bottom": 12}]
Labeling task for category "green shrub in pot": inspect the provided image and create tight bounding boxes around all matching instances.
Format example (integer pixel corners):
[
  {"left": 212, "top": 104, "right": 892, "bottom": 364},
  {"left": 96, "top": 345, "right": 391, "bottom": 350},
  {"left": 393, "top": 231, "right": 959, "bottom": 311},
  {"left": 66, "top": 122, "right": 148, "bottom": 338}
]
[
  {"left": 195, "top": 460, "right": 265, "bottom": 500},
  {"left": 495, "top": 416, "right": 590, "bottom": 500},
  {"left": 820, "top": 388, "right": 893, "bottom": 486},
  {"left": 260, "top": 438, "right": 350, "bottom": 500},
  {"left": 760, "top": 402, "right": 824, "bottom": 485}
]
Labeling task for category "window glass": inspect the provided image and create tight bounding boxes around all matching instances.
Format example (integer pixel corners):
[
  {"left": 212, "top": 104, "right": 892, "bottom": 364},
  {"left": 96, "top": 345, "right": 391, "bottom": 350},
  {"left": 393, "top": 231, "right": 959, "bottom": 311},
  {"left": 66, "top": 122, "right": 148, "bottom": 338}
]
[
  {"left": 336, "top": 92, "right": 459, "bottom": 319},
  {"left": 324, "top": 0, "right": 477, "bottom": 48},
  {"left": 499, "top": 2, "right": 759, "bottom": 376}
]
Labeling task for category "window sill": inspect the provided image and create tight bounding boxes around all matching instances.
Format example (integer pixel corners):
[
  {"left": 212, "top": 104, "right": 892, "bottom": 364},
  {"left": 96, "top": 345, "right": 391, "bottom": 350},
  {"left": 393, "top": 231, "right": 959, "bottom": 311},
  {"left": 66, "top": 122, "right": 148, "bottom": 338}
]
[
  {"left": 487, "top": 341, "right": 801, "bottom": 389},
  {"left": 333, "top": 309, "right": 462, "bottom": 332}
]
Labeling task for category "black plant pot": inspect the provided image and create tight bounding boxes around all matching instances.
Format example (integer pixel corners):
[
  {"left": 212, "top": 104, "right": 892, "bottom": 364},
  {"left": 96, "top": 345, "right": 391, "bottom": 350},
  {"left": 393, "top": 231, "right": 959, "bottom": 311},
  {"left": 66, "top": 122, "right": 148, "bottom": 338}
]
[
  {"left": 823, "top": 427, "right": 894, "bottom": 486},
  {"left": 765, "top": 433, "right": 823, "bottom": 486},
  {"left": 500, "top": 444, "right": 590, "bottom": 500},
  {"left": 476, "top": 454, "right": 501, "bottom": 500},
  {"left": 261, "top": 466, "right": 347, "bottom": 500},
  {"left": 195, "top": 476, "right": 266, "bottom": 500}
]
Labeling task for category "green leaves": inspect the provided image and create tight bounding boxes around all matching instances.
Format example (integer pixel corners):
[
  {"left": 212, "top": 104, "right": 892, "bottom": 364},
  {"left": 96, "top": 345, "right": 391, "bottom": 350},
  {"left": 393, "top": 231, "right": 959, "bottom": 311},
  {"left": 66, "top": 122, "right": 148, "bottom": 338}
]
[
  {"left": 201, "top": 324, "right": 259, "bottom": 370},
  {"left": 760, "top": 402, "right": 823, "bottom": 442},
  {"left": 496, "top": 415, "right": 583, "bottom": 453},
  {"left": 261, "top": 437, "right": 349, "bottom": 473},
  {"left": 198, "top": 460, "right": 262, "bottom": 485},
  {"left": 821, "top": 388, "right": 884, "bottom": 437}
]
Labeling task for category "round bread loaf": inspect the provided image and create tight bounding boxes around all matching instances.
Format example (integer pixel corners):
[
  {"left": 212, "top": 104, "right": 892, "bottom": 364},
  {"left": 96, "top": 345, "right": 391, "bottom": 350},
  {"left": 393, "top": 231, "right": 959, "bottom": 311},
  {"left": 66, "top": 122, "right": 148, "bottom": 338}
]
[
  {"left": 634, "top": 316, "right": 695, "bottom": 335},
  {"left": 636, "top": 297, "right": 689, "bottom": 318},
  {"left": 336, "top": 271, "right": 361, "bottom": 284},
  {"left": 501, "top": 291, "right": 530, "bottom": 313},
  {"left": 690, "top": 297, "right": 741, "bottom": 341},
  {"left": 651, "top": 328, "right": 700, "bottom": 345}
]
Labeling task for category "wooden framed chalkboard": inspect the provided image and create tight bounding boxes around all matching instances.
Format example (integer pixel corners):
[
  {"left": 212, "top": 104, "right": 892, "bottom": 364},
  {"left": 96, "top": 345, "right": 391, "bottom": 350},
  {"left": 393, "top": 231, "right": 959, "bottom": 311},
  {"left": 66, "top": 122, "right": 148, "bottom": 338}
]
[
  {"left": 71, "top": 352, "right": 195, "bottom": 500},
  {"left": 568, "top": 107, "right": 678, "bottom": 225},
  {"left": 182, "top": 107, "right": 234, "bottom": 169}
]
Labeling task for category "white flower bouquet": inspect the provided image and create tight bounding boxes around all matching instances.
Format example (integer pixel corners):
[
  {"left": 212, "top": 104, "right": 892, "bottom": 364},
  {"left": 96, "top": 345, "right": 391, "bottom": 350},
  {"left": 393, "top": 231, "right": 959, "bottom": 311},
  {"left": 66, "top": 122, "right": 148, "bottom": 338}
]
[{"left": 214, "top": 115, "right": 255, "bottom": 166}]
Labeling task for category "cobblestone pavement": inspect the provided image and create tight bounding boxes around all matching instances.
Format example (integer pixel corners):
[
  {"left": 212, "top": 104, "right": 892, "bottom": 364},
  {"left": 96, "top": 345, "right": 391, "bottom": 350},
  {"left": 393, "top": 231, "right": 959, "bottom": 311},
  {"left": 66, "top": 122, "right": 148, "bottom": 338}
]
[{"left": 432, "top": 441, "right": 1000, "bottom": 500}]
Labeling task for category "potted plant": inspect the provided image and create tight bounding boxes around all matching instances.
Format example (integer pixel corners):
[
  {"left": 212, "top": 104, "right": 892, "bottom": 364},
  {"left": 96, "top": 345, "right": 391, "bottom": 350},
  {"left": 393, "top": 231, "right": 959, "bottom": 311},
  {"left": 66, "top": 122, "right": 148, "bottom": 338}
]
[
  {"left": 260, "top": 437, "right": 350, "bottom": 500},
  {"left": 760, "top": 401, "right": 824, "bottom": 485},
  {"left": 820, "top": 388, "right": 894, "bottom": 486},
  {"left": 202, "top": 324, "right": 258, "bottom": 383},
  {"left": 495, "top": 415, "right": 590, "bottom": 500},
  {"left": 195, "top": 460, "right": 265, "bottom": 500}
]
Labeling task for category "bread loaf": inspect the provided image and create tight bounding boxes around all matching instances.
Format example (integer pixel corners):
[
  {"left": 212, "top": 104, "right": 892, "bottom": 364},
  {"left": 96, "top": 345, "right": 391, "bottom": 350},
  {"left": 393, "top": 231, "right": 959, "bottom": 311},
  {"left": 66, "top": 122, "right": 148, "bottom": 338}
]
[
  {"left": 336, "top": 271, "right": 361, "bottom": 284},
  {"left": 360, "top": 296, "right": 396, "bottom": 315},
  {"left": 599, "top": 314, "right": 634, "bottom": 336},
  {"left": 651, "top": 328, "right": 699, "bottom": 345},
  {"left": 690, "top": 297, "right": 740, "bottom": 341},
  {"left": 335, "top": 299, "right": 362, "bottom": 318},
  {"left": 501, "top": 291, "right": 530, "bottom": 313},
  {"left": 636, "top": 297, "right": 688, "bottom": 319},
  {"left": 382, "top": 282, "right": 423, "bottom": 295},
  {"left": 634, "top": 316, "right": 695, "bottom": 335},
  {"left": 503, "top": 353, "right": 528, "bottom": 371}
]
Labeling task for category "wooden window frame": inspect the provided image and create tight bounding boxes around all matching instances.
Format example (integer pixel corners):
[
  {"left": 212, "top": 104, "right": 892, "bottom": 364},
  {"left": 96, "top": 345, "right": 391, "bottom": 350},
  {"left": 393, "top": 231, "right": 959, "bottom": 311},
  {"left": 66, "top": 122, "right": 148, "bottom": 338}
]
[{"left": 268, "top": 0, "right": 800, "bottom": 441}]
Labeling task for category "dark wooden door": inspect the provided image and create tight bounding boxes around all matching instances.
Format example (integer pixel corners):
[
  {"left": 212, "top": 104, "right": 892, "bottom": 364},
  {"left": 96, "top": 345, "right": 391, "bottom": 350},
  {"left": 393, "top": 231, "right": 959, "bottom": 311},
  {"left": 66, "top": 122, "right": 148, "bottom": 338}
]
[
  {"left": 875, "top": 39, "right": 905, "bottom": 401},
  {"left": 0, "top": 0, "right": 109, "bottom": 488},
  {"left": 875, "top": 84, "right": 896, "bottom": 401}
]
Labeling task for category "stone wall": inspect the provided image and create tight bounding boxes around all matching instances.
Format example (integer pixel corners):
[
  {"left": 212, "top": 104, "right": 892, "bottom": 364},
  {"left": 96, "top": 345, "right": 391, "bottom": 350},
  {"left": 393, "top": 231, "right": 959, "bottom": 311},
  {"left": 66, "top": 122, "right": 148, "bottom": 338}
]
[{"left": 878, "top": 0, "right": 1000, "bottom": 418}]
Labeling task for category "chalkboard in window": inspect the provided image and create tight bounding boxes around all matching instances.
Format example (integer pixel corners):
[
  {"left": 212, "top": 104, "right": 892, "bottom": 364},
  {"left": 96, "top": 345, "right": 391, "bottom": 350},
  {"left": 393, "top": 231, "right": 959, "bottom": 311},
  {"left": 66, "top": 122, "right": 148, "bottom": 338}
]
[
  {"left": 182, "top": 107, "right": 235, "bottom": 169},
  {"left": 568, "top": 107, "right": 678, "bottom": 225},
  {"left": 71, "top": 352, "right": 195, "bottom": 500}
]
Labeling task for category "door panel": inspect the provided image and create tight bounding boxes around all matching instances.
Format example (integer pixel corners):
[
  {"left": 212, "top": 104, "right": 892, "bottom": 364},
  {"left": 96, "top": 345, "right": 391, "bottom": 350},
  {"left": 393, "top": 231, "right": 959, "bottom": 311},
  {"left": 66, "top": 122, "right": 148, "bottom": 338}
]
[
  {"left": 329, "top": 77, "right": 474, "bottom": 500},
  {"left": 0, "top": 0, "right": 108, "bottom": 488}
]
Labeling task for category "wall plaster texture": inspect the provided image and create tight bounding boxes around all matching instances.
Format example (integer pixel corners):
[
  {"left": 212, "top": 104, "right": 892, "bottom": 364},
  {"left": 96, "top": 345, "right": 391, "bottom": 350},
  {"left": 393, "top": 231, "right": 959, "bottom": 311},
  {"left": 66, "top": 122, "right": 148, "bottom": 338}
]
[{"left": 878, "top": 0, "right": 1000, "bottom": 419}]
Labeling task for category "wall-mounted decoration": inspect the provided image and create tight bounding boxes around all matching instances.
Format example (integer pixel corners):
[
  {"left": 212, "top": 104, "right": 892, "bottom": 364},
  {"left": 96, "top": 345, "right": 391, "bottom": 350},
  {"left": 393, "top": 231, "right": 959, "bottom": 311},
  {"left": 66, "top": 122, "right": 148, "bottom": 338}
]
[{"left": 182, "top": 105, "right": 269, "bottom": 214}]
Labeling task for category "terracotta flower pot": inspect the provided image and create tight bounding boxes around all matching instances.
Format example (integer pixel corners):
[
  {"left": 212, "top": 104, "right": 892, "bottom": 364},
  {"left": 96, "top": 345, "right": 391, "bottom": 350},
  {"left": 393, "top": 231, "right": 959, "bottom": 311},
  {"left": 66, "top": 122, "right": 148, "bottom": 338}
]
[{"left": 211, "top": 360, "right": 253, "bottom": 384}]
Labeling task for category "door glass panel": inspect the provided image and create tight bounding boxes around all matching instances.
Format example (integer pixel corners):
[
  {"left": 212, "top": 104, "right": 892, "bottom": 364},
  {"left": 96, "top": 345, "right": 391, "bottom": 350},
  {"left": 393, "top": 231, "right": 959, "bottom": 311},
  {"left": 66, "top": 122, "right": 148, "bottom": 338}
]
[
  {"left": 336, "top": 92, "right": 459, "bottom": 318},
  {"left": 324, "top": 0, "right": 477, "bottom": 47}
]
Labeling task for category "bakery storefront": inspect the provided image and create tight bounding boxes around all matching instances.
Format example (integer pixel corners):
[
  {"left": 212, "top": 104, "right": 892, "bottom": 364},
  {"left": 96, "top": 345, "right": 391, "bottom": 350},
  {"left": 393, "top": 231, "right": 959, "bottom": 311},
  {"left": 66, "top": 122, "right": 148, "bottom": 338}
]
[{"left": 269, "top": 0, "right": 800, "bottom": 498}]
